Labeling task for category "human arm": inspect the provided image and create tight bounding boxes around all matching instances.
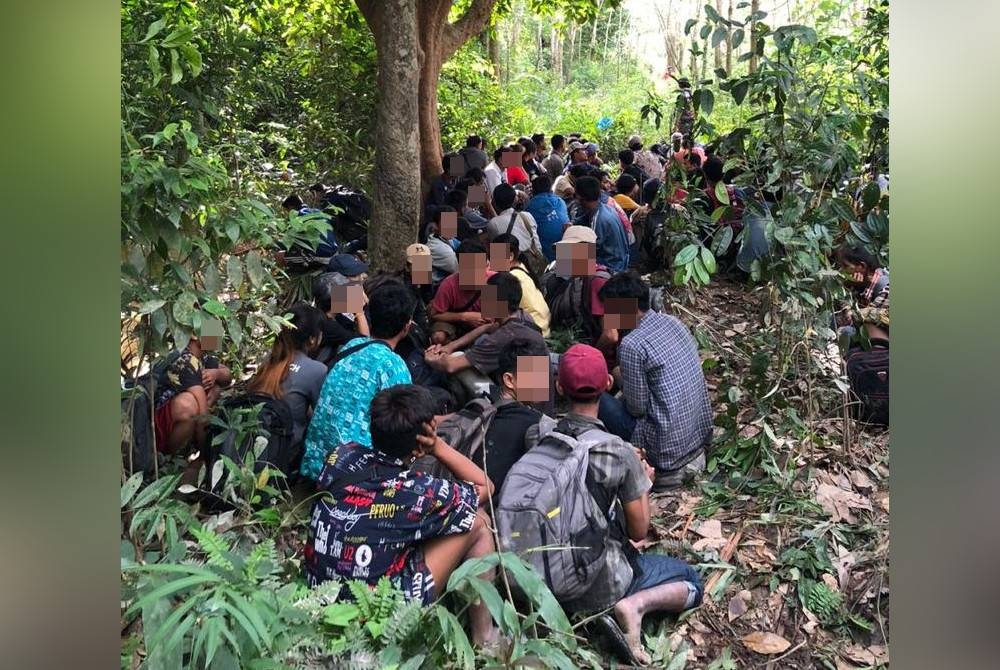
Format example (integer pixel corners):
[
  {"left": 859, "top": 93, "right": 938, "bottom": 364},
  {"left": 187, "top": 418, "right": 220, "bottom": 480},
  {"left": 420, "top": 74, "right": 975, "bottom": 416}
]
[
  {"left": 417, "top": 423, "right": 494, "bottom": 503},
  {"left": 622, "top": 494, "right": 652, "bottom": 542},
  {"left": 424, "top": 347, "right": 473, "bottom": 374},
  {"left": 618, "top": 341, "right": 649, "bottom": 418},
  {"left": 427, "top": 304, "right": 489, "bottom": 328},
  {"left": 441, "top": 321, "right": 497, "bottom": 354}
]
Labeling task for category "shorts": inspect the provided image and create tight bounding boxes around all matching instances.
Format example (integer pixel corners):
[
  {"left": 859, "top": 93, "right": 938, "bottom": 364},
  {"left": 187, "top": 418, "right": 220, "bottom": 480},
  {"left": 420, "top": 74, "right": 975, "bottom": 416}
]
[
  {"left": 153, "top": 402, "right": 174, "bottom": 453},
  {"left": 398, "top": 548, "right": 438, "bottom": 606},
  {"left": 626, "top": 554, "right": 703, "bottom": 609}
]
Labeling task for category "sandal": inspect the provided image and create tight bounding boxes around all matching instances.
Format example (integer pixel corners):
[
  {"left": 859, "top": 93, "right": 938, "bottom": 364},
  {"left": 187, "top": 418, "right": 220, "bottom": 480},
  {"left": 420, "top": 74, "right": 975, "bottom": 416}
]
[{"left": 591, "top": 613, "right": 643, "bottom": 666}]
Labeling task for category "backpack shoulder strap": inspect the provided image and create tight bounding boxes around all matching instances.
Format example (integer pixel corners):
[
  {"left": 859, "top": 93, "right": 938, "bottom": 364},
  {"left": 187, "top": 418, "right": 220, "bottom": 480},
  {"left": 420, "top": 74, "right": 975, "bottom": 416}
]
[{"left": 504, "top": 210, "right": 519, "bottom": 237}]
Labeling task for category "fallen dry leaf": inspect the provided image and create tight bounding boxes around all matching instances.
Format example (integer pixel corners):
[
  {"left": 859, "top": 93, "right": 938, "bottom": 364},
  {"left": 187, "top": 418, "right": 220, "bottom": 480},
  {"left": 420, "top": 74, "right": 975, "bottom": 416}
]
[
  {"left": 742, "top": 631, "right": 791, "bottom": 655},
  {"left": 728, "top": 591, "right": 750, "bottom": 621},
  {"left": 835, "top": 657, "right": 860, "bottom": 670},
  {"left": 843, "top": 644, "right": 888, "bottom": 666},
  {"left": 693, "top": 518, "right": 723, "bottom": 539},
  {"left": 849, "top": 469, "right": 875, "bottom": 492},
  {"left": 815, "top": 483, "right": 873, "bottom": 523},
  {"left": 693, "top": 536, "right": 729, "bottom": 551}
]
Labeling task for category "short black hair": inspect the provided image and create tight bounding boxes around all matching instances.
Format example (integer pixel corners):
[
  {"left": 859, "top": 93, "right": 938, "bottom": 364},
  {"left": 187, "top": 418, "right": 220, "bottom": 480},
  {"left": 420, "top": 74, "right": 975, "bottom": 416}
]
[
  {"left": 369, "top": 385, "right": 437, "bottom": 459},
  {"left": 493, "top": 183, "right": 517, "bottom": 211},
  {"left": 444, "top": 189, "right": 468, "bottom": 209},
  {"left": 703, "top": 155, "right": 725, "bottom": 183},
  {"left": 551, "top": 134, "right": 566, "bottom": 151},
  {"left": 598, "top": 270, "right": 651, "bottom": 311},
  {"left": 531, "top": 133, "right": 545, "bottom": 146},
  {"left": 616, "top": 173, "right": 637, "bottom": 195},
  {"left": 493, "top": 337, "right": 549, "bottom": 385},
  {"left": 491, "top": 232, "right": 520, "bottom": 258},
  {"left": 456, "top": 216, "right": 477, "bottom": 241},
  {"left": 457, "top": 237, "right": 486, "bottom": 255},
  {"left": 487, "top": 271, "right": 522, "bottom": 313},
  {"left": 493, "top": 146, "right": 504, "bottom": 162},
  {"left": 518, "top": 138, "right": 537, "bottom": 156},
  {"left": 312, "top": 272, "right": 338, "bottom": 313},
  {"left": 531, "top": 174, "right": 552, "bottom": 194},
  {"left": 641, "top": 178, "right": 661, "bottom": 206},
  {"left": 368, "top": 283, "right": 417, "bottom": 339},
  {"left": 835, "top": 244, "right": 881, "bottom": 271},
  {"left": 618, "top": 149, "right": 635, "bottom": 166},
  {"left": 442, "top": 151, "right": 460, "bottom": 174},
  {"left": 282, "top": 194, "right": 304, "bottom": 210},
  {"left": 464, "top": 166, "right": 486, "bottom": 183},
  {"left": 574, "top": 176, "right": 602, "bottom": 203},
  {"left": 628, "top": 138, "right": 643, "bottom": 151},
  {"left": 466, "top": 134, "right": 483, "bottom": 148},
  {"left": 568, "top": 163, "right": 594, "bottom": 180}
]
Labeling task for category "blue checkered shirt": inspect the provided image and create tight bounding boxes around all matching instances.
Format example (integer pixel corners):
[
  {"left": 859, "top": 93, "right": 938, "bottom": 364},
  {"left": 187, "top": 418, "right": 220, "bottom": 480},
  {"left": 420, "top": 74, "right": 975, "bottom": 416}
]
[{"left": 618, "top": 311, "right": 713, "bottom": 471}]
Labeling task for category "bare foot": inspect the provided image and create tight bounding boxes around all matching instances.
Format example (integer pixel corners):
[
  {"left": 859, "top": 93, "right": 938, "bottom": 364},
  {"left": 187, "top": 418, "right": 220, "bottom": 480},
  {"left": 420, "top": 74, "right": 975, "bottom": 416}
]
[{"left": 614, "top": 600, "right": 651, "bottom": 666}]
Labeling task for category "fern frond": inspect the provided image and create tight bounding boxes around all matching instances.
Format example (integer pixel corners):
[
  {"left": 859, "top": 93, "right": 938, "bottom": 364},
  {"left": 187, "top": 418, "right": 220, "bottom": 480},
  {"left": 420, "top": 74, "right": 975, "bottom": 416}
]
[
  {"left": 192, "top": 527, "right": 234, "bottom": 571},
  {"left": 382, "top": 599, "right": 424, "bottom": 645}
]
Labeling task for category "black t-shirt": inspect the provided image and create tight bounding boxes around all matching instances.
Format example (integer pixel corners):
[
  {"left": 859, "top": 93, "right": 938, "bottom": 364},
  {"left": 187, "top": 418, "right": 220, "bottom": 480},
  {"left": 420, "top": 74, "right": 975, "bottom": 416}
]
[
  {"left": 484, "top": 400, "right": 542, "bottom": 502},
  {"left": 319, "top": 314, "right": 359, "bottom": 361}
]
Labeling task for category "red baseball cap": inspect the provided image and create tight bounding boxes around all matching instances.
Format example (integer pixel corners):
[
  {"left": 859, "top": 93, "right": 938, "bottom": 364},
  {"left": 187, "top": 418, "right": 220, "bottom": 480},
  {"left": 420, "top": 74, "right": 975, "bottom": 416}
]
[{"left": 558, "top": 344, "right": 609, "bottom": 400}]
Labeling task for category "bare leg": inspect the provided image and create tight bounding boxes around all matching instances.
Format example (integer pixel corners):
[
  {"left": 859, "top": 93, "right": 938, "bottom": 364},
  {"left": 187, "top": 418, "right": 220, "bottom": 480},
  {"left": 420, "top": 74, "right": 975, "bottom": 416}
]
[
  {"left": 613, "top": 582, "right": 691, "bottom": 666},
  {"left": 422, "top": 509, "right": 499, "bottom": 646},
  {"left": 165, "top": 391, "right": 200, "bottom": 455}
]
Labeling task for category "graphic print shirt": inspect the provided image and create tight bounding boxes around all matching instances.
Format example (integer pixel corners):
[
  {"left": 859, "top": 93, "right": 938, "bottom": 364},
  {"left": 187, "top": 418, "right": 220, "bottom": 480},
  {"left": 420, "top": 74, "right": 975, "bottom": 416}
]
[{"left": 304, "top": 443, "right": 480, "bottom": 604}]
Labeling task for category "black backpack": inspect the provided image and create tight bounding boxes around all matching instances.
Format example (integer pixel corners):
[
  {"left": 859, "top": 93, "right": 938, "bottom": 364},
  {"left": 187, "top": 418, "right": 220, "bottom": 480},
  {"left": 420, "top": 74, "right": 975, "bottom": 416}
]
[
  {"left": 121, "top": 381, "right": 157, "bottom": 478},
  {"left": 845, "top": 339, "right": 889, "bottom": 426},
  {"left": 202, "top": 392, "right": 297, "bottom": 508},
  {"left": 541, "top": 269, "right": 610, "bottom": 339}
]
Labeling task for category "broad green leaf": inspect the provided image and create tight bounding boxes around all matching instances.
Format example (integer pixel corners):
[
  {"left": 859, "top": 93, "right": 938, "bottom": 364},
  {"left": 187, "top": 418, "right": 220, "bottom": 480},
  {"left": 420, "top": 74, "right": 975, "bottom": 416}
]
[
  {"left": 684, "top": 18, "right": 698, "bottom": 35},
  {"left": 774, "top": 226, "right": 795, "bottom": 245},
  {"left": 693, "top": 257, "right": 710, "bottom": 285},
  {"left": 148, "top": 45, "right": 162, "bottom": 84},
  {"left": 121, "top": 472, "right": 145, "bottom": 508},
  {"left": 700, "top": 246, "right": 717, "bottom": 274},
  {"left": 849, "top": 220, "right": 873, "bottom": 244},
  {"left": 160, "top": 25, "right": 194, "bottom": 48},
  {"left": 711, "top": 225, "right": 734, "bottom": 257},
  {"left": 712, "top": 26, "right": 728, "bottom": 48},
  {"left": 203, "top": 263, "right": 222, "bottom": 295},
  {"left": 732, "top": 28, "right": 745, "bottom": 49},
  {"left": 435, "top": 608, "right": 475, "bottom": 670},
  {"left": 138, "top": 299, "right": 166, "bottom": 315},
  {"left": 226, "top": 255, "right": 244, "bottom": 290},
  {"left": 860, "top": 181, "right": 881, "bottom": 210},
  {"left": 170, "top": 49, "right": 183, "bottom": 84},
  {"left": 699, "top": 89, "right": 715, "bottom": 116},
  {"left": 829, "top": 197, "right": 855, "bottom": 223},
  {"left": 142, "top": 594, "right": 184, "bottom": 670},
  {"left": 731, "top": 78, "right": 750, "bottom": 105},
  {"left": 323, "top": 602, "right": 360, "bottom": 627},
  {"left": 675, "top": 244, "right": 700, "bottom": 266},
  {"left": 141, "top": 18, "right": 167, "bottom": 44},
  {"left": 711, "top": 206, "right": 728, "bottom": 223},
  {"left": 705, "top": 4, "right": 722, "bottom": 22},
  {"left": 700, "top": 24, "right": 712, "bottom": 40},
  {"left": 464, "top": 578, "right": 508, "bottom": 633},
  {"left": 202, "top": 299, "right": 228, "bottom": 317},
  {"left": 225, "top": 220, "right": 240, "bottom": 244},
  {"left": 180, "top": 44, "right": 202, "bottom": 77},
  {"left": 245, "top": 250, "right": 267, "bottom": 288},
  {"left": 715, "top": 182, "right": 730, "bottom": 205}
]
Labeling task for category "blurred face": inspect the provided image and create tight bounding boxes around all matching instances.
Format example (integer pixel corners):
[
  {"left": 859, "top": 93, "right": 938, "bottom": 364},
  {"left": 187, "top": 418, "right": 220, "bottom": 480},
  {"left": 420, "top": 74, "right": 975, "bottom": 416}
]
[
  {"left": 488, "top": 243, "right": 513, "bottom": 271},
  {"left": 458, "top": 252, "right": 487, "bottom": 290},
  {"left": 502, "top": 355, "right": 550, "bottom": 402},
  {"left": 408, "top": 255, "right": 431, "bottom": 285},
  {"left": 331, "top": 283, "right": 366, "bottom": 314},
  {"left": 480, "top": 283, "right": 509, "bottom": 320},
  {"left": 438, "top": 211, "right": 458, "bottom": 240},
  {"left": 555, "top": 242, "right": 597, "bottom": 277},
  {"left": 602, "top": 297, "right": 639, "bottom": 330}
]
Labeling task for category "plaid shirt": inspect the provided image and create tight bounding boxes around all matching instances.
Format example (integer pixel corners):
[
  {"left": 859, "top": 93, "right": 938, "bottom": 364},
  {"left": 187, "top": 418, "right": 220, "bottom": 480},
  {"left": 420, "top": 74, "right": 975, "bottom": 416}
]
[
  {"left": 544, "top": 413, "right": 652, "bottom": 613},
  {"left": 618, "top": 311, "right": 713, "bottom": 471}
]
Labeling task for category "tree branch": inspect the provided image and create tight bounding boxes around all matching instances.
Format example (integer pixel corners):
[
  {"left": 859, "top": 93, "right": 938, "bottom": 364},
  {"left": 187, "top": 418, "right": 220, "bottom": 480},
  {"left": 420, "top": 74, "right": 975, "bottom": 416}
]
[{"left": 442, "top": 0, "right": 499, "bottom": 60}]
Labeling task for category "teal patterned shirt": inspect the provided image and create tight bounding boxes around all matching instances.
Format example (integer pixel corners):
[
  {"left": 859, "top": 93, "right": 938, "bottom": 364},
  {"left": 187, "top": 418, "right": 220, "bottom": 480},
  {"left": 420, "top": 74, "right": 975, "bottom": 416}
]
[{"left": 300, "top": 337, "right": 411, "bottom": 480}]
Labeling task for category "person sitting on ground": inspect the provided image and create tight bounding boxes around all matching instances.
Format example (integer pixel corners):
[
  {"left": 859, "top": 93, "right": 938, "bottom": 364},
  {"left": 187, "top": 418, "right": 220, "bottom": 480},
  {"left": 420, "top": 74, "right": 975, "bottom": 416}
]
[
  {"left": 305, "top": 384, "right": 499, "bottom": 647},
  {"left": 542, "top": 133, "right": 567, "bottom": 182},
  {"left": 531, "top": 132, "right": 548, "bottom": 160},
  {"left": 480, "top": 338, "right": 547, "bottom": 503},
  {"left": 486, "top": 183, "right": 543, "bottom": 261},
  {"left": 674, "top": 136, "right": 706, "bottom": 173},
  {"left": 457, "top": 167, "right": 497, "bottom": 219},
  {"left": 483, "top": 146, "right": 505, "bottom": 197},
  {"left": 425, "top": 207, "right": 460, "bottom": 283},
  {"left": 504, "top": 144, "right": 531, "bottom": 189},
  {"left": 573, "top": 176, "right": 630, "bottom": 273},
  {"left": 153, "top": 335, "right": 233, "bottom": 456},
  {"left": 834, "top": 244, "right": 889, "bottom": 342},
  {"left": 596, "top": 272, "right": 713, "bottom": 491},
  {"left": 444, "top": 187, "right": 490, "bottom": 232},
  {"left": 427, "top": 238, "right": 495, "bottom": 345},
  {"left": 326, "top": 253, "right": 369, "bottom": 282},
  {"left": 553, "top": 161, "right": 590, "bottom": 202},
  {"left": 281, "top": 193, "right": 338, "bottom": 259},
  {"left": 550, "top": 343, "right": 704, "bottom": 665},
  {"left": 247, "top": 304, "right": 326, "bottom": 464},
  {"left": 301, "top": 283, "right": 416, "bottom": 481},
  {"left": 524, "top": 174, "right": 571, "bottom": 262},
  {"left": 425, "top": 152, "right": 460, "bottom": 221},
  {"left": 613, "top": 174, "right": 642, "bottom": 214},
  {"left": 628, "top": 134, "right": 663, "bottom": 181},
  {"left": 618, "top": 149, "right": 648, "bottom": 186},
  {"left": 518, "top": 137, "right": 543, "bottom": 180},
  {"left": 544, "top": 225, "right": 619, "bottom": 366},
  {"left": 312, "top": 271, "right": 371, "bottom": 366},
  {"left": 424, "top": 272, "right": 548, "bottom": 379},
  {"left": 458, "top": 134, "right": 489, "bottom": 172},
  {"left": 585, "top": 142, "right": 604, "bottom": 167},
  {"left": 488, "top": 233, "right": 551, "bottom": 337}
]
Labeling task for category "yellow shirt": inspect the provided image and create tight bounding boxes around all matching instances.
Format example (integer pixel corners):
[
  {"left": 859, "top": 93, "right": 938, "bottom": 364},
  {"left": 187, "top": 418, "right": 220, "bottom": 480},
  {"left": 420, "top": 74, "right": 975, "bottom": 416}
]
[
  {"left": 511, "top": 265, "right": 551, "bottom": 337},
  {"left": 613, "top": 193, "right": 640, "bottom": 212}
]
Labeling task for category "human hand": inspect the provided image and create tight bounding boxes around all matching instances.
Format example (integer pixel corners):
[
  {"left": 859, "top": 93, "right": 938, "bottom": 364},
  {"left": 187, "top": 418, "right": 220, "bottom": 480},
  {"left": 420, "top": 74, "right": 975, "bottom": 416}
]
[
  {"left": 201, "top": 369, "right": 216, "bottom": 391},
  {"left": 460, "top": 312, "right": 489, "bottom": 327},
  {"left": 415, "top": 421, "right": 441, "bottom": 456}
]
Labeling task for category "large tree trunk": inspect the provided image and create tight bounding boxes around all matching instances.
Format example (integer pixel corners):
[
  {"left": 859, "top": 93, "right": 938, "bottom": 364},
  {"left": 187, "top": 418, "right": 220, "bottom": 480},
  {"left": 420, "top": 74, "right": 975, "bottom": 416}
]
[
  {"left": 356, "top": 0, "right": 422, "bottom": 272},
  {"left": 415, "top": 0, "right": 499, "bottom": 201},
  {"left": 551, "top": 27, "right": 563, "bottom": 86}
]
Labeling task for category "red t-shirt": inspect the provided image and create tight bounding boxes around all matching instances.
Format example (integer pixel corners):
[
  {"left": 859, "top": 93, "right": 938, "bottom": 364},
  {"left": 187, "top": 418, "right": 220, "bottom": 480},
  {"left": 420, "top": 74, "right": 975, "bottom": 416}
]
[
  {"left": 505, "top": 166, "right": 529, "bottom": 186},
  {"left": 429, "top": 271, "right": 495, "bottom": 314}
]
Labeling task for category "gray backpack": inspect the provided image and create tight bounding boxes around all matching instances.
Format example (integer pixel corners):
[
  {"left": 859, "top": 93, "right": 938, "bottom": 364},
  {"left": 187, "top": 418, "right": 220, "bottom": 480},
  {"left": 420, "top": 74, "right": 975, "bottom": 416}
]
[{"left": 495, "top": 420, "right": 611, "bottom": 603}]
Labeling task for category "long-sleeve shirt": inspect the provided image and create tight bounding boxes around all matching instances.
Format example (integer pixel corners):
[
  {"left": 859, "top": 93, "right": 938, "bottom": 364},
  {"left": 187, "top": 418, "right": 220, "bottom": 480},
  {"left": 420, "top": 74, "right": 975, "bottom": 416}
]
[
  {"left": 576, "top": 202, "right": 630, "bottom": 273},
  {"left": 618, "top": 311, "right": 713, "bottom": 472}
]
